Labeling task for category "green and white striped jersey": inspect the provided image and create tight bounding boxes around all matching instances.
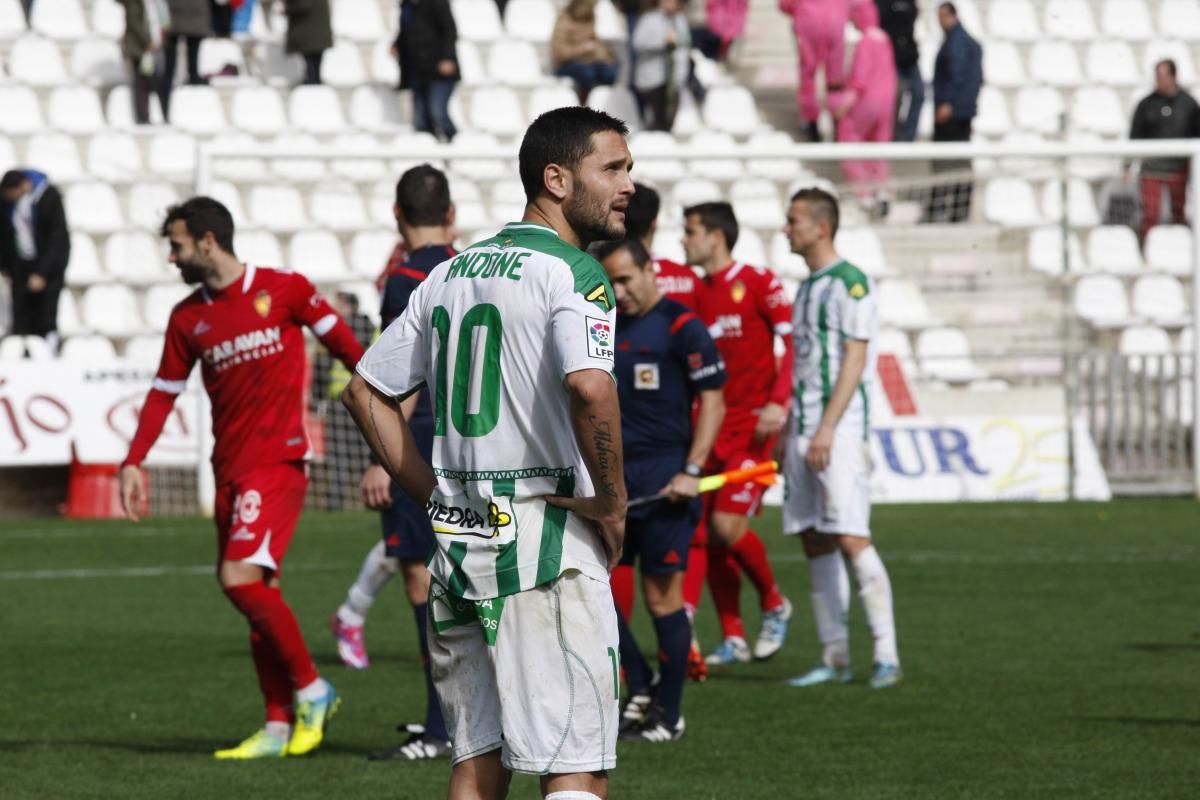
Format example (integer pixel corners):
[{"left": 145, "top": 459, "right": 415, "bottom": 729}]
[
  {"left": 356, "top": 222, "right": 617, "bottom": 600},
  {"left": 791, "top": 259, "right": 877, "bottom": 440}
]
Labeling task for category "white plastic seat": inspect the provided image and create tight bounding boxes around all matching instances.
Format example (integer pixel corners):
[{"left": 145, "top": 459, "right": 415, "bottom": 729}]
[
  {"left": 25, "top": 133, "right": 85, "bottom": 183},
  {"left": 209, "top": 133, "right": 268, "bottom": 182},
  {"left": 876, "top": 328, "right": 916, "bottom": 375},
  {"left": 321, "top": 41, "right": 368, "bottom": 88},
  {"left": 586, "top": 85, "right": 641, "bottom": 129},
  {"left": 309, "top": 184, "right": 370, "bottom": 231},
  {"left": 59, "top": 335, "right": 118, "bottom": 362},
  {"left": 468, "top": 85, "right": 528, "bottom": 137},
  {"left": 730, "top": 179, "right": 784, "bottom": 230},
  {"left": 594, "top": 0, "right": 626, "bottom": 41},
  {"left": 30, "top": 0, "right": 87, "bottom": 39},
  {"left": 69, "top": 39, "right": 126, "bottom": 86},
  {"left": 289, "top": 85, "right": 346, "bottom": 133},
  {"left": 287, "top": 230, "right": 350, "bottom": 282},
  {"left": 208, "top": 181, "right": 247, "bottom": 227},
  {"left": 169, "top": 85, "right": 228, "bottom": 134},
  {"left": 142, "top": 284, "right": 193, "bottom": 333},
  {"left": 1014, "top": 87, "right": 1065, "bottom": 135},
  {"left": 456, "top": 41, "right": 488, "bottom": 86},
  {"left": 1029, "top": 41, "right": 1084, "bottom": 87},
  {"left": 10, "top": 35, "right": 68, "bottom": 85},
  {"left": 986, "top": 0, "right": 1039, "bottom": 41},
  {"left": 448, "top": 131, "right": 511, "bottom": 179},
  {"left": 1142, "top": 41, "right": 1195, "bottom": 84},
  {"left": 104, "top": 231, "right": 169, "bottom": 285},
  {"left": 0, "top": 138, "right": 14, "bottom": 169},
  {"left": 350, "top": 85, "right": 405, "bottom": 131},
  {"left": 980, "top": 41, "right": 1025, "bottom": 89},
  {"left": 1044, "top": 0, "right": 1096, "bottom": 40},
  {"left": 769, "top": 232, "right": 809, "bottom": 279},
  {"left": 350, "top": 230, "right": 398, "bottom": 278},
  {"left": 0, "top": 87, "right": 45, "bottom": 134},
  {"left": 86, "top": 131, "right": 144, "bottom": 183},
  {"left": 1132, "top": 274, "right": 1189, "bottom": 325},
  {"left": 701, "top": 86, "right": 761, "bottom": 136},
  {"left": 835, "top": 228, "right": 892, "bottom": 276},
  {"left": 671, "top": 178, "right": 722, "bottom": 210},
  {"left": 503, "top": 0, "right": 557, "bottom": 42},
  {"left": 877, "top": 280, "right": 938, "bottom": 330},
  {"left": 1100, "top": 0, "right": 1154, "bottom": 41},
  {"left": 687, "top": 131, "right": 743, "bottom": 180},
  {"left": 147, "top": 131, "right": 197, "bottom": 177},
  {"left": 1160, "top": 0, "right": 1200, "bottom": 41},
  {"left": 983, "top": 178, "right": 1043, "bottom": 227},
  {"left": 234, "top": 230, "right": 285, "bottom": 267},
  {"left": 745, "top": 130, "right": 802, "bottom": 181},
  {"left": 0, "top": 0, "right": 26, "bottom": 39},
  {"left": 66, "top": 232, "right": 104, "bottom": 286},
  {"left": 528, "top": 85, "right": 580, "bottom": 119},
  {"left": 1085, "top": 41, "right": 1140, "bottom": 88},
  {"left": 1074, "top": 275, "right": 1132, "bottom": 327},
  {"left": 332, "top": 0, "right": 386, "bottom": 41},
  {"left": 1027, "top": 226, "right": 1087, "bottom": 275},
  {"left": 57, "top": 289, "right": 85, "bottom": 336},
  {"left": 1040, "top": 179, "right": 1100, "bottom": 227},
  {"left": 1069, "top": 86, "right": 1126, "bottom": 137},
  {"left": 105, "top": 84, "right": 165, "bottom": 128},
  {"left": 329, "top": 133, "right": 387, "bottom": 182},
  {"left": 652, "top": 227, "right": 687, "bottom": 265},
  {"left": 1143, "top": 225, "right": 1192, "bottom": 275},
  {"left": 196, "top": 37, "right": 245, "bottom": 76},
  {"left": 1087, "top": 225, "right": 1143, "bottom": 274},
  {"left": 973, "top": 86, "right": 1012, "bottom": 138},
  {"left": 0, "top": 336, "right": 55, "bottom": 361},
  {"left": 916, "top": 327, "right": 987, "bottom": 382},
  {"left": 249, "top": 185, "right": 309, "bottom": 232},
  {"left": 626, "top": 131, "right": 686, "bottom": 182},
  {"left": 370, "top": 39, "right": 400, "bottom": 85},
  {"left": 1120, "top": 324, "right": 1175, "bottom": 376},
  {"left": 46, "top": 86, "right": 105, "bottom": 134},
  {"left": 487, "top": 40, "right": 546, "bottom": 86},
  {"left": 128, "top": 182, "right": 180, "bottom": 231},
  {"left": 254, "top": 41, "right": 305, "bottom": 84},
  {"left": 124, "top": 334, "right": 165, "bottom": 363},
  {"left": 65, "top": 182, "right": 124, "bottom": 233},
  {"left": 453, "top": 0, "right": 503, "bottom": 41},
  {"left": 731, "top": 229, "right": 765, "bottom": 266},
  {"left": 91, "top": 0, "right": 125, "bottom": 37},
  {"left": 80, "top": 284, "right": 143, "bottom": 337},
  {"left": 488, "top": 180, "right": 529, "bottom": 224},
  {"left": 269, "top": 132, "right": 327, "bottom": 181},
  {"left": 231, "top": 86, "right": 288, "bottom": 135}
]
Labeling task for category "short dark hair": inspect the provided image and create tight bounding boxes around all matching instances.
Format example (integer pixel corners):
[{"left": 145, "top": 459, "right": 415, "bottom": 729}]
[
  {"left": 624, "top": 183, "right": 660, "bottom": 242},
  {"left": 1157, "top": 59, "right": 1178, "bottom": 78},
  {"left": 939, "top": 2, "right": 957, "bottom": 16},
  {"left": 683, "top": 201, "right": 739, "bottom": 250},
  {"left": 0, "top": 170, "right": 28, "bottom": 192},
  {"left": 790, "top": 187, "right": 841, "bottom": 237},
  {"left": 396, "top": 163, "right": 452, "bottom": 227},
  {"left": 518, "top": 106, "right": 630, "bottom": 202},
  {"left": 590, "top": 237, "right": 652, "bottom": 268},
  {"left": 161, "top": 196, "right": 236, "bottom": 254}
]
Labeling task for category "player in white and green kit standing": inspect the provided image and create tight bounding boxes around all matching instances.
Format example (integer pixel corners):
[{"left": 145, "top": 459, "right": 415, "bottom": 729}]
[
  {"left": 342, "top": 106, "right": 634, "bottom": 800},
  {"left": 779, "top": 187, "right": 901, "bottom": 690}
]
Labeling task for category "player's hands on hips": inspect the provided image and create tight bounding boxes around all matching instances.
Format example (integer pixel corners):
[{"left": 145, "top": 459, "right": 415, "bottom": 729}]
[
  {"left": 544, "top": 494, "right": 625, "bottom": 571},
  {"left": 360, "top": 464, "right": 393, "bottom": 511},
  {"left": 661, "top": 473, "right": 700, "bottom": 502},
  {"left": 754, "top": 402, "right": 788, "bottom": 442},
  {"left": 806, "top": 425, "right": 834, "bottom": 472},
  {"left": 119, "top": 465, "right": 146, "bottom": 523}
]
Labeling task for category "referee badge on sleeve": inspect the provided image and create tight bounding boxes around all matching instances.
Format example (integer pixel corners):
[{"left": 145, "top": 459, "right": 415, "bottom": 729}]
[{"left": 634, "top": 363, "right": 660, "bottom": 390}]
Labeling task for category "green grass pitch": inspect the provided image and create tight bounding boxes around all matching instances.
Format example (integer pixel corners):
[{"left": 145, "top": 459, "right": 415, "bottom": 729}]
[{"left": 1, "top": 500, "right": 1198, "bottom": 799}]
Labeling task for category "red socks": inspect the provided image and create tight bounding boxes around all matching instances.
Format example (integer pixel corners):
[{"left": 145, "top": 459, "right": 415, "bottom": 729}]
[
  {"left": 729, "top": 530, "right": 785, "bottom": 612},
  {"left": 224, "top": 582, "right": 320, "bottom": 711},
  {"left": 249, "top": 629, "right": 294, "bottom": 723},
  {"left": 610, "top": 565, "right": 635, "bottom": 621},
  {"left": 707, "top": 543, "right": 744, "bottom": 639},
  {"left": 683, "top": 541, "right": 707, "bottom": 616}
]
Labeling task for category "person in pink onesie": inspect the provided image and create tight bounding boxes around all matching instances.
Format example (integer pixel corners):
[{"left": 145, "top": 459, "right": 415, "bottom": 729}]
[
  {"left": 778, "top": 0, "right": 852, "bottom": 141},
  {"left": 708, "top": 0, "right": 749, "bottom": 57},
  {"left": 834, "top": 0, "right": 897, "bottom": 197}
]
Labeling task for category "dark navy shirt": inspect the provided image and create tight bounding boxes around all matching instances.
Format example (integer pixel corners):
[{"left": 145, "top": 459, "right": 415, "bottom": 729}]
[
  {"left": 381, "top": 243, "right": 456, "bottom": 429},
  {"left": 616, "top": 298, "right": 726, "bottom": 462}
]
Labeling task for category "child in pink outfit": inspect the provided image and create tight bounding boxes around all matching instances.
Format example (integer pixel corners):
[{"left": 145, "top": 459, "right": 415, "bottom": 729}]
[
  {"left": 835, "top": 1, "right": 897, "bottom": 194},
  {"left": 778, "top": 0, "right": 852, "bottom": 138}
]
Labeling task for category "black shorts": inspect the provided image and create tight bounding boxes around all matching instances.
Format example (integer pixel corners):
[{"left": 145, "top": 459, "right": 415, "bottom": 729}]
[
  {"left": 380, "top": 420, "right": 435, "bottom": 562},
  {"left": 620, "top": 454, "right": 700, "bottom": 575}
]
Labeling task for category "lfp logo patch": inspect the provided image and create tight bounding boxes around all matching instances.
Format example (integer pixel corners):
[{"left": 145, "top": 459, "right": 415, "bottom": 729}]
[{"left": 586, "top": 316, "right": 614, "bottom": 360}]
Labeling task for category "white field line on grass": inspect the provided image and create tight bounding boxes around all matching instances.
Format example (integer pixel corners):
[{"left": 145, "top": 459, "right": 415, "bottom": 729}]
[{"left": 0, "top": 562, "right": 352, "bottom": 581}]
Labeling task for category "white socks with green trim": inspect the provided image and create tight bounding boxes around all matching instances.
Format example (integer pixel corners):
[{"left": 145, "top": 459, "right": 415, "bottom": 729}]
[
  {"left": 337, "top": 540, "right": 399, "bottom": 627},
  {"left": 852, "top": 546, "right": 898, "bottom": 666}
]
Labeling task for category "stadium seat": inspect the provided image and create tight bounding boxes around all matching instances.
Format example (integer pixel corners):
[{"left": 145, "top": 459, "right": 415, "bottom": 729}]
[
  {"left": 487, "top": 40, "right": 547, "bottom": 86},
  {"left": 730, "top": 179, "right": 784, "bottom": 230},
  {"left": 769, "top": 232, "right": 809, "bottom": 279},
  {"left": 65, "top": 182, "right": 124, "bottom": 233},
  {"left": 0, "top": 335, "right": 55, "bottom": 361},
  {"left": 586, "top": 85, "right": 641, "bottom": 129},
  {"left": 1132, "top": 275, "right": 1189, "bottom": 326},
  {"left": 876, "top": 328, "right": 917, "bottom": 375},
  {"left": 745, "top": 130, "right": 802, "bottom": 181},
  {"left": 349, "top": 85, "right": 405, "bottom": 131},
  {"left": 253, "top": 41, "right": 305, "bottom": 84},
  {"left": 66, "top": 232, "right": 104, "bottom": 286},
  {"left": 57, "top": 289, "right": 85, "bottom": 336},
  {"left": 453, "top": 0, "right": 504, "bottom": 42},
  {"left": 1074, "top": 275, "right": 1132, "bottom": 327},
  {"left": 105, "top": 84, "right": 165, "bottom": 128},
  {"left": 456, "top": 41, "right": 488, "bottom": 86},
  {"left": 104, "top": 231, "right": 169, "bottom": 285},
  {"left": 235, "top": 229, "right": 285, "bottom": 267},
  {"left": 916, "top": 327, "right": 987, "bottom": 382},
  {"left": 332, "top": 0, "right": 386, "bottom": 41},
  {"left": 1014, "top": 87, "right": 1065, "bottom": 135},
  {"left": 983, "top": 178, "right": 1043, "bottom": 227},
  {"left": 835, "top": 228, "right": 893, "bottom": 276},
  {"left": 594, "top": 0, "right": 626, "bottom": 41},
  {"left": 349, "top": 230, "right": 397, "bottom": 278},
  {"left": 196, "top": 36, "right": 246, "bottom": 77},
  {"left": 528, "top": 85, "right": 580, "bottom": 119},
  {"left": 209, "top": 132, "right": 269, "bottom": 182},
  {"left": 625, "top": 131, "right": 686, "bottom": 181},
  {"left": 287, "top": 230, "right": 350, "bottom": 282},
  {"left": 1087, "top": 225, "right": 1143, "bottom": 274},
  {"left": 1119, "top": 324, "right": 1175, "bottom": 376},
  {"left": 25, "top": 133, "right": 85, "bottom": 183},
  {"left": 90, "top": 0, "right": 125, "bottom": 38},
  {"left": 124, "top": 334, "right": 165, "bottom": 363},
  {"left": 702, "top": 86, "right": 762, "bottom": 136},
  {"left": 1029, "top": 41, "right": 1084, "bottom": 87},
  {"left": 128, "top": 182, "right": 180, "bottom": 231},
  {"left": 1069, "top": 86, "right": 1126, "bottom": 137},
  {"left": 147, "top": 131, "right": 197, "bottom": 178},
  {"left": 652, "top": 227, "right": 687, "bottom": 265},
  {"left": 229, "top": 86, "right": 287, "bottom": 135},
  {"left": 30, "top": 0, "right": 87, "bottom": 39},
  {"left": 370, "top": 39, "right": 401, "bottom": 85},
  {"left": 10, "top": 35, "right": 68, "bottom": 85},
  {"left": 986, "top": 0, "right": 1039, "bottom": 41},
  {"left": 329, "top": 133, "right": 387, "bottom": 182},
  {"left": 731, "top": 230, "right": 765, "bottom": 266},
  {"left": 980, "top": 41, "right": 1025, "bottom": 89},
  {"left": 169, "top": 85, "right": 228, "bottom": 134},
  {"left": 1084, "top": 40, "right": 1140, "bottom": 88},
  {"left": 1143, "top": 225, "right": 1192, "bottom": 275},
  {"left": 208, "top": 181, "right": 248, "bottom": 227},
  {"left": 46, "top": 86, "right": 105, "bottom": 135},
  {"left": 468, "top": 85, "right": 528, "bottom": 137},
  {"left": 322, "top": 41, "right": 368, "bottom": 88},
  {"left": 310, "top": 184, "right": 370, "bottom": 232},
  {"left": 448, "top": 131, "right": 512, "bottom": 179},
  {"left": 86, "top": 131, "right": 144, "bottom": 183},
  {"left": 489, "top": 180, "right": 528, "bottom": 223},
  {"left": 877, "top": 280, "right": 939, "bottom": 330},
  {"left": 688, "top": 131, "right": 744, "bottom": 181},
  {"left": 0, "top": 136, "right": 14, "bottom": 170},
  {"left": 80, "top": 284, "right": 143, "bottom": 337},
  {"left": 142, "top": 284, "right": 193, "bottom": 333},
  {"left": 69, "top": 39, "right": 126, "bottom": 86},
  {"left": 671, "top": 178, "right": 723, "bottom": 210},
  {"left": 249, "top": 185, "right": 309, "bottom": 232},
  {"left": 289, "top": 85, "right": 346, "bottom": 134},
  {"left": 1040, "top": 178, "right": 1101, "bottom": 227},
  {"left": 504, "top": 0, "right": 557, "bottom": 42},
  {"left": 0, "top": 0, "right": 26, "bottom": 39},
  {"left": 1100, "top": 0, "right": 1154, "bottom": 41},
  {"left": 1044, "top": 0, "right": 1096, "bottom": 40},
  {"left": 0, "top": 86, "right": 45, "bottom": 134},
  {"left": 973, "top": 86, "right": 1012, "bottom": 138},
  {"left": 1027, "top": 226, "right": 1087, "bottom": 275},
  {"left": 270, "top": 132, "right": 328, "bottom": 180},
  {"left": 59, "top": 334, "right": 118, "bottom": 362},
  {"left": 1160, "top": 0, "right": 1200, "bottom": 41}
]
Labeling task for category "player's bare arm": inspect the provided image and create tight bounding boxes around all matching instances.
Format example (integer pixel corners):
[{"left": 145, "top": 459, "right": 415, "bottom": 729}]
[
  {"left": 358, "top": 392, "right": 421, "bottom": 510},
  {"left": 119, "top": 465, "right": 147, "bottom": 523},
  {"left": 663, "top": 387, "right": 725, "bottom": 501},
  {"left": 807, "top": 339, "right": 868, "bottom": 471},
  {"left": 342, "top": 374, "right": 436, "bottom": 506},
  {"left": 547, "top": 368, "right": 628, "bottom": 570}
]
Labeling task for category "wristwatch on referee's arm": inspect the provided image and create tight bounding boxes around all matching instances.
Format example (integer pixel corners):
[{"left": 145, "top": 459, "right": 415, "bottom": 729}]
[{"left": 683, "top": 463, "right": 703, "bottom": 478}]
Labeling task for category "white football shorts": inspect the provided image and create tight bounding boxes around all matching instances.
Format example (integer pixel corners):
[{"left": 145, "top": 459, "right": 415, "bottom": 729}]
[
  {"left": 782, "top": 424, "right": 872, "bottom": 538},
  {"left": 427, "top": 569, "right": 619, "bottom": 774}
]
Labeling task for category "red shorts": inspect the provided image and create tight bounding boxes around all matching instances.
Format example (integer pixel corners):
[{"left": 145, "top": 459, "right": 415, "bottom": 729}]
[
  {"left": 215, "top": 461, "right": 309, "bottom": 573},
  {"left": 704, "top": 431, "right": 777, "bottom": 518}
]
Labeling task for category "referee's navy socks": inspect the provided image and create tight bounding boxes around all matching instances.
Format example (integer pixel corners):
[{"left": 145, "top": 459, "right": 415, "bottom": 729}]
[
  {"left": 616, "top": 607, "right": 653, "bottom": 695},
  {"left": 412, "top": 603, "right": 449, "bottom": 742},
  {"left": 653, "top": 609, "right": 690, "bottom": 727}
]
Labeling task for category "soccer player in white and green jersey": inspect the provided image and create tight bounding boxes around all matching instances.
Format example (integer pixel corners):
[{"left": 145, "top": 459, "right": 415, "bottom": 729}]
[
  {"left": 779, "top": 187, "right": 901, "bottom": 690},
  {"left": 342, "top": 106, "right": 634, "bottom": 800}
]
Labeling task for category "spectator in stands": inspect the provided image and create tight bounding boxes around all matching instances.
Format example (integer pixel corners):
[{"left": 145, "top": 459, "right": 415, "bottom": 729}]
[
  {"left": 393, "top": 0, "right": 459, "bottom": 142},
  {"left": 284, "top": 0, "right": 332, "bottom": 85},
  {"left": 117, "top": 0, "right": 170, "bottom": 125},
  {"left": 778, "top": 0, "right": 851, "bottom": 142},
  {"left": 876, "top": 0, "right": 921, "bottom": 142},
  {"left": 835, "top": 1, "right": 896, "bottom": 206},
  {"left": 211, "top": 0, "right": 233, "bottom": 36},
  {"left": 706, "top": 0, "right": 747, "bottom": 59},
  {"left": 632, "top": 0, "right": 691, "bottom": 132},
  {"left": 0, "top": 170, "right": 70, "bottom": 353},
  {"left": 552, "top": 0, "right": 618, "bottom": 104},
  {"left": 1128, "top": 59, "right": 1200, "bottom": 242},
  {"left": 927, "top": 1, "right": 981, "bottom": 223},
  {"left": 160, "top": 0, "right": 211, "bottom": 118}
]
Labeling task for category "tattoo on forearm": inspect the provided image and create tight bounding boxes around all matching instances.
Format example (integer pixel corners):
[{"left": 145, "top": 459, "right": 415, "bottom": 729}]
[
  {"left": 367, "top": 392, "right": 399, "bottom": 477},
  {"left": 589, "top": 415, "right": 620, "bottom": 500}
]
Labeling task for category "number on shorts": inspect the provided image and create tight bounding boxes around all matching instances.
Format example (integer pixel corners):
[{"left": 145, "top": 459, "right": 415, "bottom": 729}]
[{"left": 607, "top": 646, "right": 618, "bottom": 699}]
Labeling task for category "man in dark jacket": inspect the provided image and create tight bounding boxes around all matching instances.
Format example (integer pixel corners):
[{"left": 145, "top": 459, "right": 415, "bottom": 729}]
[
  {"left": 160, "top": 0, "right": 210, "bottom": 118},
  {"left": 117, "top": 0, "right": 168, "bottom": 124},
  {"left": 876, "top": 0, "right": 921, "bottom": 142},
  {"left": 927, "top": 1, "right": 981, "bottom": 223},
  {"left": 285, "top": 0, "right": 333, "bottom": 85},
  {"left": 1, "top": 170, "right": 70, "bottom": 351},
  {"left": 1129, "top": 59, "right": 1200, "bottom": 241},
  {"left": 393, "top": 0, "right": 459, "bottom": 142}
]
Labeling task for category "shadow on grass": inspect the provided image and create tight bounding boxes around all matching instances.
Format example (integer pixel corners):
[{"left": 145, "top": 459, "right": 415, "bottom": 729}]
[
  {"left": 1076, "top": 716, "right": 1200, "bottom": 728},
  {"left": 1124, "top": 642, "right": 1200, "bottom": 654}
]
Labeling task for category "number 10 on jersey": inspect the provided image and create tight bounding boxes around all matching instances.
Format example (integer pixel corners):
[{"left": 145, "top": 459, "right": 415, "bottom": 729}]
[{"left": 431, "top": 303, "right": 504, "bottom": 438}]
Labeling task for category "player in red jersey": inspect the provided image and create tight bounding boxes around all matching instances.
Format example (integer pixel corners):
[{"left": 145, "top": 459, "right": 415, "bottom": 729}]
[
  {"left": 682, "top": 201, "right": 796, "bottom": 667},
  {"left": 118, "top": 198, "right": 366, "bottom": 759}
]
